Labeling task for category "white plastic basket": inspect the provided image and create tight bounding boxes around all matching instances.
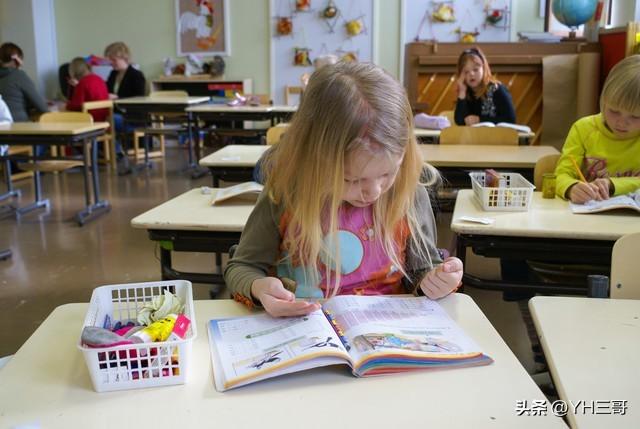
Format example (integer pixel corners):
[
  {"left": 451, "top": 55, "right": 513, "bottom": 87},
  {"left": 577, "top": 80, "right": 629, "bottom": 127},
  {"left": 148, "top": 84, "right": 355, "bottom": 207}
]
[
  {"left": 469, "top": 172, "right": 535, "bottom": 211},
  {"left": 77, "top": 280, "right": 196, "bottom": 392}
]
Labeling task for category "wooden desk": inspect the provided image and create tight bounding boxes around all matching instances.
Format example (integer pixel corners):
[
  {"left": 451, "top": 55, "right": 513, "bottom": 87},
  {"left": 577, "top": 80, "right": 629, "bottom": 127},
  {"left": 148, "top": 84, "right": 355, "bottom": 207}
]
[
  {"left": 114, "top": 96, "right": 210, "bottom": 172},
  {"left": 530, "top": 296, "right": 640, "bottom": 428},
  {"left": 186, "top": 104, "right": 296, "bottom": 126},
  {"left": 0, "top": 122, "right": 110, "bottom": 225},
  {"left": 0, "top": 294, "right": 565, "bottom": 428},
  {"left": 152, "top": 76, "right": 252, "bottom": 97},
  {"left": 198, "top": 144, "right": 559, "bottom": 188},
  {"left": 131, "top": 188, "right": 254, "bottom": 286},
  {"left": 414, "top": 128, "right": 536, "bottom": 144},
  {"left": 451, "top": 190, "right": 638, "bottom": 294}
]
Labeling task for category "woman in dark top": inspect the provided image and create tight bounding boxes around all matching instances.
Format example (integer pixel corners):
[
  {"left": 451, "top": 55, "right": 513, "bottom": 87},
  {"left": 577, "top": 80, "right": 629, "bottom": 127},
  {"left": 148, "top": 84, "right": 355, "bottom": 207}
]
[
  {"left": 104, "top": 42, "right": 146, "bottom": 99},
  {"left": 454, "top": 47, "right": 516, "bottom": 126},
  {"left": 104, "top": 42, "right": 146, "bottom": 157}
]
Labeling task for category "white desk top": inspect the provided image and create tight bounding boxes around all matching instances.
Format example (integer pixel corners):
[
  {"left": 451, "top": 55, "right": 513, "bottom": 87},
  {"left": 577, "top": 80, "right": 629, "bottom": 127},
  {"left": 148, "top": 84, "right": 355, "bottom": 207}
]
[
  {"left": 422, "top": 145, "right": 559, "bottom": 168},
  {"left": 130, "top": 188, "right": 254, "bottom": 231},
  {"left": 186, "top": 104, "right": 296, "bottom": 113},
  {"left": 530, "top": 296, "right": 640, "bottom": 428},
  {"left": 0, "top": 122, "right": 109, "bottom": 135},
  {"left": 199, "top": 144, "right": 268, "bottom": 167},
  {"left": 114, "top": 96, "right": 210, "bottom": 105},
  {"left": 0, "top": 294, "right": 564, "bottom": 428},
  {"left": 415, "top": 128, "right": 535, "bottom": 139},
  {"left": 451, "top": 190, "right": 639, "bottom": 241},
  {"left": 198, "top": 144, "right": 557, "bottom": 170}
]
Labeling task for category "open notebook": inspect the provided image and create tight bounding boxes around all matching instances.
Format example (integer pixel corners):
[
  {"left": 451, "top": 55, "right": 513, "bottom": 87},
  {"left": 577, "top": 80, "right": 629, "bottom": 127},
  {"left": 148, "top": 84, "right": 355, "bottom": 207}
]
[
  {"left": 471, "top": 122, "right": 532, "bottom": 133},
  {"left": 208, "top": 295, "right": 492, "bottom": 391},
  {"left": 570, "top": 191, "right": 640, "bottom": 214},
  {"left": 210, "top": 182, "right": 263, "bottom": 204}
]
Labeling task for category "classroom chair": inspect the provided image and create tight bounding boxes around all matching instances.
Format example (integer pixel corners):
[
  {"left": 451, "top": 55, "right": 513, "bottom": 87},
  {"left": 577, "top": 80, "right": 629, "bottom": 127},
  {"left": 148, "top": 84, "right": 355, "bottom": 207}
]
[
  {"left": 437, "top": 110, "right": 454, "bottom": 125},
  {"left": 533, "top": 153, "right": 561, "bottom": 189},
  {"left": 14, "top": 112, "right": 89, "bottom": 212},
  {"left": 610, "top": 232, "right": 640, "bottom": 299},
  {"left": 266, "top": 125, "right": 287, "bottom": 145},
  {"left": 82, "top": 100, "right": 116, "bottom": 168},
  {"left": 130, "top": 90, "right": 190, "bottom": 161},
  {"left": 439, "top": 126, "right": 518, "bottom": 145},
  {"left": 1, "top": 145, "right": 33, "bottom": 183}
]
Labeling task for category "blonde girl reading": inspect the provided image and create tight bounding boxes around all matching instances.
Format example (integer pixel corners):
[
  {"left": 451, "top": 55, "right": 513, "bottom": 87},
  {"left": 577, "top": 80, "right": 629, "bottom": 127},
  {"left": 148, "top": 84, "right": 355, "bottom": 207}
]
[
  {"left": 556, "top": 54, "right": 640, "bottom": 203},
  {"left": 225, "top": 62, "right": 463, "bottom": 317},
  {"left": 454, "top": 47, "right": 516, "bottom": 126}
]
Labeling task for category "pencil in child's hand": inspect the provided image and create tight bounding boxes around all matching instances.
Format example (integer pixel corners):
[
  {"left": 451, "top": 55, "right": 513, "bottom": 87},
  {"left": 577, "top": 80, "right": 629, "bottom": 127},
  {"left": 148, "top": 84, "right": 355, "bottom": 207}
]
[{"left": 568, "top": 155, "right": 588, "bottom": 183}]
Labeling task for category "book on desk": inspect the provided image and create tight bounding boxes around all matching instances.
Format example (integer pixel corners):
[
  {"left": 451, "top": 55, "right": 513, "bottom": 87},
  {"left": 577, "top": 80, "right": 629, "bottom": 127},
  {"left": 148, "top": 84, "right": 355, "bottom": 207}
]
[
  {"left": 208, "top": 295, "right": 492, "bottom": 391},
  {"left": 570, "top": 190, "right": 640, "bottom": 214},
  {"left": 471, "top": 122, "right": 532, "bottom": 134},
  {"left": 210, "top": 182, "right": 263, "bottom": 204}
]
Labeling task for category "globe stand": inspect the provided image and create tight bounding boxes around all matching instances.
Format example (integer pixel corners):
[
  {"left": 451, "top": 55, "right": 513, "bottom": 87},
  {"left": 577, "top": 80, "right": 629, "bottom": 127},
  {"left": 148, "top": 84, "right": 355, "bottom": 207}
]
[{"left": 560, "top": 26, "right": 586, "bottom": 42}]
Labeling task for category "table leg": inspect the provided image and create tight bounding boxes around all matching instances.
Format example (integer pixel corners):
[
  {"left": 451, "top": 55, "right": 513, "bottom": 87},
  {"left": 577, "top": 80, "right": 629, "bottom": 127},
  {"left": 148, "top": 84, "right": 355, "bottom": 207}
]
[
  {"left": 0, "top": 159, "right": 21, "bottom": 202},
  {"left": 189, "top": 113, "right": 208, "bottom": 179},
  {"left": 76, "top": 137, "right": 110, "bottom": 226},
  {"left": 0, "top": 248, "right": 11, "bottom": 261},
  {"left": 16, "top": 169, "right": 49, "bottom": 216}
]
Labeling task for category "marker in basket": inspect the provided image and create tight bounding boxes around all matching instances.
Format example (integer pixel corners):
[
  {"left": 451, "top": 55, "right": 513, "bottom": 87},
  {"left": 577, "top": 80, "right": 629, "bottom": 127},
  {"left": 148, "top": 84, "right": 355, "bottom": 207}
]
[
  {"left": 568, "top": 155, "right": 588, "bottom": 183},
  {"left": 484, "top": 169, "right": 506, "bottom": 188}
]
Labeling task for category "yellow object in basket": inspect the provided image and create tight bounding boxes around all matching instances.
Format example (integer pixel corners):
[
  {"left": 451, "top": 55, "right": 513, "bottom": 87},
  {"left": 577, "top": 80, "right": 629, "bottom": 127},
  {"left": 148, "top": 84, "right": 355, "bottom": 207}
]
[{"left": 131, "top": 314, "right": 177, "bottom": 343}]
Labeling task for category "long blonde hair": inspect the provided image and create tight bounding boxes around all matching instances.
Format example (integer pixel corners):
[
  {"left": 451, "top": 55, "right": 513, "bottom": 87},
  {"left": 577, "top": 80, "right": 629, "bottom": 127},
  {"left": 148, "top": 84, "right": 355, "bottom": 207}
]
[{"left": 265, "top": 62, "right": 436, "bottom": 296}]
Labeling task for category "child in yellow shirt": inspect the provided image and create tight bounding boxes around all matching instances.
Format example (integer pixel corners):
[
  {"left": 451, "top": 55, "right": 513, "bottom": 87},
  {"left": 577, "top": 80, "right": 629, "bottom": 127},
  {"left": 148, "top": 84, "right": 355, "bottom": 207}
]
[{"left": 556, "top": 55, "right": 640, "bottom": 201}]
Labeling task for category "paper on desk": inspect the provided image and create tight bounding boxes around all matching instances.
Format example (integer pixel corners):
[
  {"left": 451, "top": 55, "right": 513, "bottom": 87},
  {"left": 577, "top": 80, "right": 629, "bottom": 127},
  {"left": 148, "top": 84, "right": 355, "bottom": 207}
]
[
  {"left": 221, "top": 156, "right": 240, "bottom": 161},
  {"left": 457, "top": 216, "right": 495, "bottom": 225}
]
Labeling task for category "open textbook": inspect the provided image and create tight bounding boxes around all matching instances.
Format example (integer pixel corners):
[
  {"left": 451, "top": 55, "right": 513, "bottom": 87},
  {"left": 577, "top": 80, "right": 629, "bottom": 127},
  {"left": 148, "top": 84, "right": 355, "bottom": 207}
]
[
  {"left": 471, "top": 122, "right": 532, "bottom": 134},
  {"left": 570, "top": 191, "right": 640, "bottom": 214},
  {"left": 207, "top": 295, "right": 493, "bottom": 391},
  {"left": 210, "top": 181, "right": 263, "bottom": 205}
]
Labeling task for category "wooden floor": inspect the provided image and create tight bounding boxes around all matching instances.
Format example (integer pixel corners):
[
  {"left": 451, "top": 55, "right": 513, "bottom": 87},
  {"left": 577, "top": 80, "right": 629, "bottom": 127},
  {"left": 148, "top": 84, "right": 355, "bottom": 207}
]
[{"left": 0, "top": 144, "right": 537, "bottom": 374}]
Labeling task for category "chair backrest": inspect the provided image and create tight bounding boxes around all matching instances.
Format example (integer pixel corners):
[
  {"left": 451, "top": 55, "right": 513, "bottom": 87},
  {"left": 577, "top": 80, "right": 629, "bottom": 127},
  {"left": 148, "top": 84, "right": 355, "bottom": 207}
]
[
  {"left": 39, "top": 112, "right": 93, "bottom": 124},
  {"left": 284, "top": 86, "right": 303, "bottom": 105},
  {"left": 610, "top": 232, "right": 640, "bottom": 299},
  {"left": 437, "top": 110, "right": 454, "bottom": 124},
  {"left": 150, "top": 90, "right": 189, "bottom": 98},
  {"left": 439, "top": 126, "right": 519, "bottom": 145},
  {"left": 266, "top": 125, "right": 288, "bottom": 145},
  {"left": 533, "top": 153, "right": 561, "bottom": 189}
]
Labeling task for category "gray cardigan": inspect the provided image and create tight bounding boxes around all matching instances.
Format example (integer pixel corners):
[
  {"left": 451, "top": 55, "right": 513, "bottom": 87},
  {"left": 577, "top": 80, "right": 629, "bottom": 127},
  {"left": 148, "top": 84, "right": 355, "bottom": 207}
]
[{"left": 0, "top": 67, "right": 48, "bottom": 121}]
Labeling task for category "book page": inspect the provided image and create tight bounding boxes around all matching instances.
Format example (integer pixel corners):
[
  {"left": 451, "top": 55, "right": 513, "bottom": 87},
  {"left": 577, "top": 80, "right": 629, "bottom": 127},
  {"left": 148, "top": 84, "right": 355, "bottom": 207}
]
[
  {"left": 470, "top": 122, "right": 495, "bottom": 127},
  {"left": 211, "top": 182, "right": 263, "bottom": 205},
  {"left": 208, "top": 309, "right": 351, "bottom": 390},
  {"left": 321, "top": 296, "right": 485, "bottom": 366},
  {"left": 570, "top": 193, "right": 640, "bottom": 214},
  {"left": 496, "top": 122, "right": 532, "bottom": 133}
]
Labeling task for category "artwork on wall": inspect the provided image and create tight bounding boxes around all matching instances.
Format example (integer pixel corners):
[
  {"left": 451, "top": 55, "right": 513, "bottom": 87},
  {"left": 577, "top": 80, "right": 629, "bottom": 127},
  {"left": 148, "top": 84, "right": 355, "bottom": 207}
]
[
  {"left": 270, "top": 0, "right": 374, "bottom": 105},
  {"left": 176, "top": 0, "right": 230, "bottom": 56}
]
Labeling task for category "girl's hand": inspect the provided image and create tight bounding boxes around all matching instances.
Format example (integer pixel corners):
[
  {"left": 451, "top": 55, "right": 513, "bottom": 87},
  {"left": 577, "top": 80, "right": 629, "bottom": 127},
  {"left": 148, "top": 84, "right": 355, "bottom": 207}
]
[
  {"left": 108, "top": 93, "right": 118, "bottom": 100},
  {"left": 251, "top": 277, "right": 321, "bottom": 317},
  {"left": 456, "top": 75, "right": 467, "bottom": 99},
  {"left": 464, "top": 115, "right": 480, "bottom": 125},
  {"left": 568, "top": 182, "right": 601, "bottom": 203},
  {"left": 67, "top": 77, "right": 79, "bottom": 87},
  {"left": 591, "top": 178, "right": 612, "bottom": 200},
  {"left": 420, "top": 257, "right": 463, "bottom": 300}
]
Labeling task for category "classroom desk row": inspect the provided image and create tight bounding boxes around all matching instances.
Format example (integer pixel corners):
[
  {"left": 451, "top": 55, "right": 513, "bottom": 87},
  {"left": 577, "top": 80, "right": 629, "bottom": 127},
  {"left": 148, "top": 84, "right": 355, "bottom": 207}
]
[
  {"left": 198, "top": 144, "right": 560, "bottom": 187},
  {"left": 0, "top": 122, "right": 110, "bottom": 225},
  {"left": 0, "top": 294, "right": 567, "bottom": 428},
  {"left": 414, "top": 127, "right": 536, "bottom": 145}
]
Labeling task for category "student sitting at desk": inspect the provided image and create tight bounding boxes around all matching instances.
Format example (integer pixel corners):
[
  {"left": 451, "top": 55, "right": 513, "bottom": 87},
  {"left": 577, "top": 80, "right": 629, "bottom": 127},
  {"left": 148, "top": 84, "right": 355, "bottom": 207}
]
[
  {"left": 555, "top": 55, "right": 640, "bottom": 203},
  {"left": 454, "top": 47, "right": 516, "bottom": 126},
  {"left": 225, "top": 62, "right": 463, "bottom": 318},
  {"left": 65, "top": 57, "right": 109, "bottom": 121}
]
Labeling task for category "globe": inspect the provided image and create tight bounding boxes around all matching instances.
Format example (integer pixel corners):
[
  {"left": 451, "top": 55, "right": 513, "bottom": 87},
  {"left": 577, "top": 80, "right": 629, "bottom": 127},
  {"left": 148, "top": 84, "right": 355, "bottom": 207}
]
[{"left": 552, "top": 0, "right": 598, "bottom": 36}]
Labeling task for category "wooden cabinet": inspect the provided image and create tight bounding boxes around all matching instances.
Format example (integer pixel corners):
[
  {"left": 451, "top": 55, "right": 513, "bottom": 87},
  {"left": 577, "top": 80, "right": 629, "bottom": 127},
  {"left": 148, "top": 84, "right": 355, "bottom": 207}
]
[{"left": 152, "top": 76, "right": 253, "bottom": 100}]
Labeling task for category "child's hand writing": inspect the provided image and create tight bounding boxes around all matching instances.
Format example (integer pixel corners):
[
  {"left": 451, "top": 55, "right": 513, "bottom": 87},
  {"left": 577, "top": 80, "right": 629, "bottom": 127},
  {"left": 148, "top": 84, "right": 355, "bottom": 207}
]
[
  {"left": 568, "top": 181, "right": 605, "bottom": 203},
  {"left": 420, "top": 257, "right": 463, "bottom": 300},
  {"left": 251, "top": 277, "right": 321, "bottom": 317},
  {"left": 591, "top": 178, "right": 612, "bottom": 200}
]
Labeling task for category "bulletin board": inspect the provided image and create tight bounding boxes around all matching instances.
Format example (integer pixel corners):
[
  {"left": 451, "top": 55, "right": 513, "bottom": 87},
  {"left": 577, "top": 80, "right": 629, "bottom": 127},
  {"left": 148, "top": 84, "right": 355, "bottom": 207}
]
[
  {"left": 269, "top": 0, "right": 374, "bottom": 105},
  {"left": 402, "top": 0, "right": 512, "bottom": 45}
]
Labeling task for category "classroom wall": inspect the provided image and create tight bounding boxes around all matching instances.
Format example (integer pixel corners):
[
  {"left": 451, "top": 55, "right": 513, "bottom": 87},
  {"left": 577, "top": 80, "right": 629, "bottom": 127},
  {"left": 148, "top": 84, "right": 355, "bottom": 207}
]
[
  {"left": 49, "top": 0, "right": 570, "bottom": 98},
  {"left": 55, "top": 0, "right": 270, "bottom": 95}
]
